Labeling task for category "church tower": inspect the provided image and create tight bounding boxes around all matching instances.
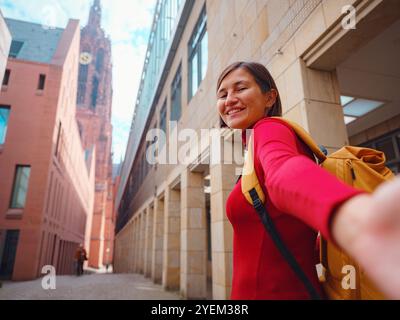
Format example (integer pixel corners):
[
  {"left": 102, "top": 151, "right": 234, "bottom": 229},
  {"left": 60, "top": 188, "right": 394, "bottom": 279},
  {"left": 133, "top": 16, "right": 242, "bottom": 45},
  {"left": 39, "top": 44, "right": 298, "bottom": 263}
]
[{"left": 76, "top": 0, "right": 115, "bottom": 269}]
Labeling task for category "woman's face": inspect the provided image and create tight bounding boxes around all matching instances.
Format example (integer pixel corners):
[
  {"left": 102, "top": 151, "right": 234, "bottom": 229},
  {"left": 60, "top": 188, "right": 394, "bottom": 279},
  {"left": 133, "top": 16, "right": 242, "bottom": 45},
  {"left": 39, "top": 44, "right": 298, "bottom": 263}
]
[{"left": 217, "top": 68, "right": 276, "bottom": 129}]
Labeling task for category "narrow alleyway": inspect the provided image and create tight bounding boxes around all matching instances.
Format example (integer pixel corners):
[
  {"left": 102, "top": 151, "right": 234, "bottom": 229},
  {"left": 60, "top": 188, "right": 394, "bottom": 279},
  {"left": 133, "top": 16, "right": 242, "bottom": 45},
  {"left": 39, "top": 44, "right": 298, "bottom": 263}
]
[{"left": 0, "top": 272, "right": 182, "bottom": 300}]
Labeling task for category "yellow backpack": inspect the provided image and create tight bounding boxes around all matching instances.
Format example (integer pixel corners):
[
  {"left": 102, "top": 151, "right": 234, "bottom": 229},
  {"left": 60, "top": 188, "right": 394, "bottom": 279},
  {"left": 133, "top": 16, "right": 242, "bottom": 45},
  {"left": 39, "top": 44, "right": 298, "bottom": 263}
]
[{"left": 241, "top": 117, "right": 395, "bottom": 300}]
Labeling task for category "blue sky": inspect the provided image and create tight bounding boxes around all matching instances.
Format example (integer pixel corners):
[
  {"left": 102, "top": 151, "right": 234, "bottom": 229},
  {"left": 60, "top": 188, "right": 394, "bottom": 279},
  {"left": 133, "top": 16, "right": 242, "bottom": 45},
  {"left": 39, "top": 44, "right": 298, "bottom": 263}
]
[{"left": 0, "top": 0, "right": 157, "bottom": 163}]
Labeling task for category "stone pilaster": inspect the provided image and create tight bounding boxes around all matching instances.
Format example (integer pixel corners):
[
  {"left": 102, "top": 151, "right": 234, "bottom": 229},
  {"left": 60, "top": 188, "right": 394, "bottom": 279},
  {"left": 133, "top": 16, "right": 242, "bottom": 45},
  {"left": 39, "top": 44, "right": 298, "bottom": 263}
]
[
  {"left": 129, "top": 222, "right": 134, "bottom": 273},
  {"left": 162, "top": 187, "right": 181, "bottom": 290},
  {"left": 151, "top": 197, "right": 164, "bottom": 283},
  {"left": 134, "top": 217, "right": 140, "bottom": 273},
  {"left": 139, "top": 211, "right": 146, "bottom": 273},
  {"left": 180, "top": 169, "right": 207, "bottom": 299},
  {"left": 273, "top": 57, "right": 348, "bottom": 153},
  {"left": 144, "top": 206, "right": 153, "bottom": 278},
  {"left": 209, "top": 163, "right": 236, "bottom": 300}
]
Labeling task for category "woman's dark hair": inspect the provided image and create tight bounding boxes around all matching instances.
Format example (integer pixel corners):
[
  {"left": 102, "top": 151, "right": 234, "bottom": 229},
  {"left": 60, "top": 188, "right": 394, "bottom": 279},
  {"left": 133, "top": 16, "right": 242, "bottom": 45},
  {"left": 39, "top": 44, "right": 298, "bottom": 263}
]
[{"left": 217, "top": 61, "right": 282, "bottom": 127}]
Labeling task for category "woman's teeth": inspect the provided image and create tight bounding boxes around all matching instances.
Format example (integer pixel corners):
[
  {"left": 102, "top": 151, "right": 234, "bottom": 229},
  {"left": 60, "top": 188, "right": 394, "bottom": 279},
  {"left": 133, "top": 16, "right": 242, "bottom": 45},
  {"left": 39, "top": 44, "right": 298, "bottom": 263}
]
[{"left": 227, "top": 108, "right": 243, "bottom": 115}]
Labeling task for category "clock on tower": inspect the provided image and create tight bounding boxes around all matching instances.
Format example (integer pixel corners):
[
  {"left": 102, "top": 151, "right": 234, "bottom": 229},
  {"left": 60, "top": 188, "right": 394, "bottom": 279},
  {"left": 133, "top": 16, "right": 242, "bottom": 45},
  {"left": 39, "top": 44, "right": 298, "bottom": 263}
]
[{"left": 79, "top": 52, "right": 93, "bottom": 65}]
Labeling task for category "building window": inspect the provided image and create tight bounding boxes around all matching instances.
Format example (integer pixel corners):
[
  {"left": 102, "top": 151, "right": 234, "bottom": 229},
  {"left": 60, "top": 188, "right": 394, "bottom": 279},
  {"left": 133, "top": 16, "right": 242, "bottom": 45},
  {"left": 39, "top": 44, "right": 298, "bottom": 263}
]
[
  {"left": 146, "top": 123, "right": 158, "bottom": 166},
  {"left": 85, "top": 149, "right": 91, "bottom": 161},
  {"left": 361, "top": 129, "right": 400, "bottom": 174},
  {"left": 160, "top": 100, "right": 167, "bottom": 133},
  {"left": 91, "top": 77, "right": 99, "bottom": 108},
  {"left": 77, "top": 64, "right": 89, "bottom": 104},
  {"left": 55, "top": 122, "right": 61, "bottom": 156},
  {"left": 159, "top": 100, "right": 167, "bottom": 148},
  {"left": 77, "top": 84, "right": 86, "bottom": 104},
  {"left": 376, "top": 138, "right": 396, "bottom": 162},
  {"left": 341, "top": 96, "right": 385, "bottom": 125},
  {"left": 188, "top": 6, "right": 208, "bottom": 100},
  {"left": 78, "top": 64, "right": 89, "bottom": 83},
  {"left": 38, "top": 74, "right": 46, "bottom": 90},
  {"left": 96, "top": 49, "right": 105, "bottom": 73},
  {"left": 9, "top": 40, "right": 24, "bottom": 58},
  {"left": 2, "top": 69, "right": 10, "bottom": 86},
  {"left": 0, "top": 105, "right": 11, "bottom": 145},
  {"left": 171, "top": 64, "right": 182, "bottom": 122},
  {"left": 77, "top": 121, "right": 83, "bottom": 138},
  {"left": 10, "top": 165, "right": 31, "bottom": 209}
]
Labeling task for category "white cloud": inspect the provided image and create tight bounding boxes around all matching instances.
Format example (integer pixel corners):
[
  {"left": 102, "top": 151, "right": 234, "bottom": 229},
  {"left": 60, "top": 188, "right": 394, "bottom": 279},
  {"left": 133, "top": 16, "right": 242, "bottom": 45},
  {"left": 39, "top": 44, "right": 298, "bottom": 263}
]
[{"left": 0, "top": 0, "right": 156, "bottom": 163}]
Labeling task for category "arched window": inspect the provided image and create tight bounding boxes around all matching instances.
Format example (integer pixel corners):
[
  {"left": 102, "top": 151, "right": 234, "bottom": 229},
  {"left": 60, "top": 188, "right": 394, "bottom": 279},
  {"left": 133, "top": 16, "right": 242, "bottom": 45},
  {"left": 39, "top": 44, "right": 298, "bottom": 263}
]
[
  {"left": 77, "top": 64, "right": 89, "bottom": 104},
  {"left": 91, "top": 77, "right": 99, "bottom": 108},
  {"left": 96, "top": 49, "right": 105, "bottom": 73},
  {"left": 77, "top": 121, "right": 83, "bottom": 138},
  {"left": 78, "top": 64, "right": 89, "bottom": 82}
]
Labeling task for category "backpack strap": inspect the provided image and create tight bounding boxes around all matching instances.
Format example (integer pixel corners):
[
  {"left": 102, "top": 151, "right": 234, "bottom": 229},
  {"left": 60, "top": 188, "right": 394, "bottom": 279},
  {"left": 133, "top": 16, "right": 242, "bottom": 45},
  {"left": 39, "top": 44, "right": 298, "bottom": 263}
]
[
  {"left": 241, "top": 117, "right": 324, "bottom": 300},
  {"left": 248, "top": 188, "right": 322, "bottom": 299},
  {"left": 271, "top": 117, "right": 327, "bottom": 163},
  {"left": 242, "top": 135, "right": 266, "bottom": 205}
]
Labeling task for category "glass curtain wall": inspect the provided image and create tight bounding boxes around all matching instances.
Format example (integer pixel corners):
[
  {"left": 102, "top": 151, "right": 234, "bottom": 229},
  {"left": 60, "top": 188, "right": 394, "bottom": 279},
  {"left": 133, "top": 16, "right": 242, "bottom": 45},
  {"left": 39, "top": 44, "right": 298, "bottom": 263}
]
[{"left": 117, "top": 0, "right": 183, "bottom": 217}]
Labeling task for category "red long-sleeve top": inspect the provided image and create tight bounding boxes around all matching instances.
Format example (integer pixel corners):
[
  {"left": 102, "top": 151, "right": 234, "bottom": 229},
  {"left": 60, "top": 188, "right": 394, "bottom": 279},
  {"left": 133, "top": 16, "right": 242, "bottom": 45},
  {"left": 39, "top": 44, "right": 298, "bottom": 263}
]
[{"left": 226, "top": 117, "right": 362, "bottom": 300}]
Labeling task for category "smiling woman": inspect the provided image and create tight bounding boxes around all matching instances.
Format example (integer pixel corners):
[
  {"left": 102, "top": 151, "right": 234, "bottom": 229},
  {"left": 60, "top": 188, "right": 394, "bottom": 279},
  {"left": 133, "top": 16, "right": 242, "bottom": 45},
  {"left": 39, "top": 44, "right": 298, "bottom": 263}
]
[
  {"left": 216, "top": 61, "right": 400, "bottom": 300},
  {"left": 217, "top": 61, "right": 281, "bottom": 129}
]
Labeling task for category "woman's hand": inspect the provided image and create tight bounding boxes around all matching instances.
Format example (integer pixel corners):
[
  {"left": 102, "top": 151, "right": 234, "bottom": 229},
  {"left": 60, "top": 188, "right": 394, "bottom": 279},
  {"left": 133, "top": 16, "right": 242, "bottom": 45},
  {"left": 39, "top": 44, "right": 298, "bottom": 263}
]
[{"left": 332, "top": 176, "right": 400, "bottom": 299}]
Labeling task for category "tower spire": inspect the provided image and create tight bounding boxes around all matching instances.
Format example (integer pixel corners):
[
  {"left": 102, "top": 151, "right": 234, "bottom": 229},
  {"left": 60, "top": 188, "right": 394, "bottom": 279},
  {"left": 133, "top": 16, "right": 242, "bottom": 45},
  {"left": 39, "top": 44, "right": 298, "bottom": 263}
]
[{"left": 88, "top": 0, "right": 102, "bottom": 28}]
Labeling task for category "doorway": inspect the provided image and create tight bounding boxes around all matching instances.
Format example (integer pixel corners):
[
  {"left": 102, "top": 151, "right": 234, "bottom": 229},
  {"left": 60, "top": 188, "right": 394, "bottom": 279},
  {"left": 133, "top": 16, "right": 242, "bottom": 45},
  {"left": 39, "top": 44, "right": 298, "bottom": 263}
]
[{"left": 0, "top": 230, "right": 20, "bottom": 280}]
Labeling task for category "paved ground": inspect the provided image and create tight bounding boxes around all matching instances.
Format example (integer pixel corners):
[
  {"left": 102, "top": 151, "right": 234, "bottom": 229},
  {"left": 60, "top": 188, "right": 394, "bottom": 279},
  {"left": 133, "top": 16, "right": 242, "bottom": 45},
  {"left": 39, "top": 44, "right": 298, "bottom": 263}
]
[{"left": 0, "top": 272, "right": 182, "bottom": 300}]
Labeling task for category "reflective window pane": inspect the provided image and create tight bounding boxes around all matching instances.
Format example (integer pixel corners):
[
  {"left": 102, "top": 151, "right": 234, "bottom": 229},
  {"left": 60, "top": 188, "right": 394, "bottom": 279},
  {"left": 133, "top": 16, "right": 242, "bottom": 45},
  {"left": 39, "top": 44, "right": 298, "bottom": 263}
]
[
  {"left": 171, "top": 66, "right": 182, "bottom": 122},
  {"left": 0, "top": 106, "right": 10, "bottom": 144},
  {"left": 11, "top": 166, "right": 31, "bottom": 209},
  {"left": 201, "top": 31, "right": 208, "bottom": 80},
  {"left": 159, "top": 102, "right": 167, "bottom": 150},
  {"left": 340, "top": 96, "right": 354, "bottom": 106},
  {"left": 343, "top": 99, "right": 384, "bottom": 117},
  {"left": 191, "top": 51, "right": 199, "bottom": 97},
  {"left": 160, "top": 101, "right": 167, "bottom": 134},
  {"left": 397, "top": 134, "right": 400, "bottom": 155},
  {"left": 9, "top": 40, "right": 24, "bottom": 58},
  {"left": 188, "top": 6, "right": 207, "bottom": 100}
]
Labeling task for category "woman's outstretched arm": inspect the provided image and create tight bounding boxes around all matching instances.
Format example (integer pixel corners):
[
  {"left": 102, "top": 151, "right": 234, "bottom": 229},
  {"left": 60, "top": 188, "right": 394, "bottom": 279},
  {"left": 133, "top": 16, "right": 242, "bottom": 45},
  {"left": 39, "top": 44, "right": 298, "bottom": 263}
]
[
  {"left": 332, "top": 176, "right": 400, "bottom": 299},
  {"left": 253, "top": 117, "right": 400, "bottom": 299}
]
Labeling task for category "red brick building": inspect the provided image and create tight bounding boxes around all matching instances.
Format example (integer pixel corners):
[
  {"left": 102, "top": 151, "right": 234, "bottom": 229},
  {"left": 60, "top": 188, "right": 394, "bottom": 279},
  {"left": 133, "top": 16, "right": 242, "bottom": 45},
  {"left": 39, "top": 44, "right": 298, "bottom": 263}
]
[
  {"left": 0, "top": 18, "right": 95, "bottom": 281},
  {"left": 76, "top": 0, "right": 115, "bottom": 269}
]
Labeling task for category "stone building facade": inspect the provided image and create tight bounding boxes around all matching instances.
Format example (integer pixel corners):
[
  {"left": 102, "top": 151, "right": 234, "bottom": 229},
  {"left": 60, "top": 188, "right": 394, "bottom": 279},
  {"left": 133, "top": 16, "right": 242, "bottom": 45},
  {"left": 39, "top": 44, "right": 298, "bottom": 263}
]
[
  {"left": 114, "top": 0, "right": 400, "bottom": 299},
  {"left": 0, "top": 18, "right": 94, "bottom": 281},
  {"left": 76, "top": 0, "right": 115, "bottom": 269}
]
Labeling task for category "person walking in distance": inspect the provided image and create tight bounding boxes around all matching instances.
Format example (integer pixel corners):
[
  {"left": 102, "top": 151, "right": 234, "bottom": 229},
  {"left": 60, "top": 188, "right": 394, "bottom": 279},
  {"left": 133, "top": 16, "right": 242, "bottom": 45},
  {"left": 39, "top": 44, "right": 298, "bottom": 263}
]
[{"left": 75, "top": 244, "right": 88, "bottom": 276}]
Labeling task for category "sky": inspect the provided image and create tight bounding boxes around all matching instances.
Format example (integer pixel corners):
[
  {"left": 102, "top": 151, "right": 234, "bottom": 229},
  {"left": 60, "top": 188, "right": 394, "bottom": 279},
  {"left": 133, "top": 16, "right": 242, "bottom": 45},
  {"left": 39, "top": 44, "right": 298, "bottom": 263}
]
[{"left": 0, "top": 0, "right": 157, "bottom": 164}]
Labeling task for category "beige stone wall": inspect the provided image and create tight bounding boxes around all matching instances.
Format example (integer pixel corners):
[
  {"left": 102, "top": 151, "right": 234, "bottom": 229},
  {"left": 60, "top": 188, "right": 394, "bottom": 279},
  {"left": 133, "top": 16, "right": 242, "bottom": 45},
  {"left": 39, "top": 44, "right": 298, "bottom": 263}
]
[
  {"left": 122, "top": 0, "right": 359, "bottom": 215},
  {"left": 114, "top": 0, "right": 400, "bottom": 299}
]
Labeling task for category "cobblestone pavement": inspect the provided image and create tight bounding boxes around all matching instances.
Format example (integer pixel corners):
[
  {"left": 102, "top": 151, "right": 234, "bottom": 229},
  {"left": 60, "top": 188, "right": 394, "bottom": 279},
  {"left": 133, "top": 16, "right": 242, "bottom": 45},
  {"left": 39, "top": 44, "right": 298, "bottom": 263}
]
[{"left": 0, "top": 272, "right": 183, "bottom": 300}]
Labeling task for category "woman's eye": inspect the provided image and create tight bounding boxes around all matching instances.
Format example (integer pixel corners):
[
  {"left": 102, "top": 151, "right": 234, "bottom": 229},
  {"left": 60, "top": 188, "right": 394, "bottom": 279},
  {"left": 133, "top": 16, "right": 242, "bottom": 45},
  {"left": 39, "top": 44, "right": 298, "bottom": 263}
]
[
  {"left": 218, "top": 94, "right": 227, "bottom": 99},
  {"left": 238, "top": 87, "right": 246, "bottom": 91}
]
